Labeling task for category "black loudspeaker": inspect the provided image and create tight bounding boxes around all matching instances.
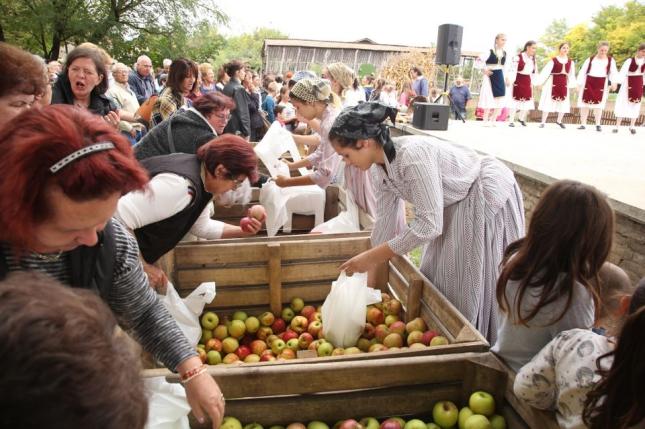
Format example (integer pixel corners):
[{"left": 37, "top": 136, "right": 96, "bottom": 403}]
[
  {"left": 435, "top": 24, "right": 463, "bottom": 65},
  {"left": 412, "top": 103, "right": 450, "bottom": 131}
]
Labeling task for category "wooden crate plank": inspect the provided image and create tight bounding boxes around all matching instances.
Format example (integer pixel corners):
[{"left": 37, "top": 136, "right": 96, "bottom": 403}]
[
  {"left": 280, "top": 237, "right": 371, "bottom": 261},
  {"left": 406, "top": 277, "right": 423, "bottom": 322},
  {"left": 268, "top": 243, "right": 282, "bottom": 315},
  {"left": 175, "top": 243, "right": 269, "bottom": 266},
  {"left": 176, "top": 266, "right": 268, "bottom": 289},
  {"left": 200, "top": 286, "right": 269, "bottom": 308}
]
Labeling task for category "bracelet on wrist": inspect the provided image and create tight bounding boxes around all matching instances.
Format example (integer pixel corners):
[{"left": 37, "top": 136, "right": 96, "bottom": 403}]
[{"left": 180, "top": 364, "right": 207, "bottom": 385}]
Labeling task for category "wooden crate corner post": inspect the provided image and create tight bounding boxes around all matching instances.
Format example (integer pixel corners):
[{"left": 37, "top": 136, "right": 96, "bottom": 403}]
[
  {"left": 405, "top": 275, "right": 423, "bottom": 322},
  {"left": 267, "top": 243, "right": 282, "bottom": 315}
]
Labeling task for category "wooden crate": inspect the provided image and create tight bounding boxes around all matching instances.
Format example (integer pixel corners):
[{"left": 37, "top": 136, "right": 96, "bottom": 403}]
[
  {"left": 146, "top": 352, "right": 557, "bottom": 429},
  {"left": 164, "top": 234, "right": 488, "bottom": 358}
]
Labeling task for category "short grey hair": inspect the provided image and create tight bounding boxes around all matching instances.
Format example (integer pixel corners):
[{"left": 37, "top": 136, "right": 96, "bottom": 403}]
[
  {"left": 162, "top": 58, "right": 172, "bottom": 68},
  {"left": 112, "top": 62, "right": 131, "bottom": 73}
]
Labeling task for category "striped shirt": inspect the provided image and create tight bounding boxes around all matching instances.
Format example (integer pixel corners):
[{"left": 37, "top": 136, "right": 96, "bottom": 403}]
[{"left": 1, "top": 219, "right": 195, "bottom": 371}]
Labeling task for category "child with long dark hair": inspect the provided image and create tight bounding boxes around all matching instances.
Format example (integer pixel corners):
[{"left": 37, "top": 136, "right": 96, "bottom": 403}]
[{"left": 492, "top": 180, "right": 615, "bottom": 371}]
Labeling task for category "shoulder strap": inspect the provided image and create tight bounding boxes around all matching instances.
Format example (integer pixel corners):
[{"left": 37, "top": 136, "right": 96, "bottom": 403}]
[
  {"left": 606, "top": 56, "right": 612, "bottom": 75},
  {"left": 586, "top": 55, "right": 595, "bottom": 74},
  {"left": 167, "top": 116, "right": 176, "bottom": 153}
]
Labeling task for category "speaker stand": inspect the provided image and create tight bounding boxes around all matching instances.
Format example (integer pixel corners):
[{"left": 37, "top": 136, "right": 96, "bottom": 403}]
[{"left": 433, "top": 65, "right": 465, "bottom": 123}]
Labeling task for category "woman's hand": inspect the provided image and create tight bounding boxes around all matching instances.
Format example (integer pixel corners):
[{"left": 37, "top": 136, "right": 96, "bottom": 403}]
[
  {"left": 281, "top": 159, "right": 294, "bottom": 170},
  {"left": 339, "top": 244, "right": 396, "bottom": 276},
  {"left": 103, "top": 110, "right": 120, "bottom": 129},
  {"left": 275, "top": 175, "right": 290, "bottom": 187},
  {"left": 180, "top": 357, "right": 225, "bottom": 428},
  {"left": 240, "top": 217, "right": 263, "bottom": 236},
  {"left": 142, "top": 262, "right": 168, "bottom": 291}
]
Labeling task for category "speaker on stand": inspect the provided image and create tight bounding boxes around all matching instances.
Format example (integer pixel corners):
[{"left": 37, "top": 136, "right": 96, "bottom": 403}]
[{"left": 434, "top": 23, "right": 465, "bottom": 123}]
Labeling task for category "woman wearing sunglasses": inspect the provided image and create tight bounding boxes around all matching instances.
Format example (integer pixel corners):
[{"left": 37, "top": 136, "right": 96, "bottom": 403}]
[{"left": 116, "top": 134, "right": 263, "bottom": 289}]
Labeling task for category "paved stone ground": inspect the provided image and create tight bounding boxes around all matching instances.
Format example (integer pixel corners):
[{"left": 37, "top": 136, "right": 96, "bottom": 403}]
[{"left": 398, "top": 120, "right": 644, "bottom": 211}]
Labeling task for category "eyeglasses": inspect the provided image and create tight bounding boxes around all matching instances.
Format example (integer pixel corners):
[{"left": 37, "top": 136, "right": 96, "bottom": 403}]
[
  {"left": 213, "top": 112, "right": 230, "bottom": 121},
  {"left": 226, "top": 174, "right": 245, "bottom": 190}
]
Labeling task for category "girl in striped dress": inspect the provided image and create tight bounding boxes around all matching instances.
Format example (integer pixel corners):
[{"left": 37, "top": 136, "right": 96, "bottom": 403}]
[{"left": 330, "top": 102, "right": 525, "bottom": 343}]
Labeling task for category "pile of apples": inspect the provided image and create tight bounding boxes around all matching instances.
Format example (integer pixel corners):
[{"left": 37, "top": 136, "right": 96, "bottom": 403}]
[
  {"left": 219, "top": 391, "right": 505, "bottom": 429},
  {"left": 196, "top": 293, "right": 450, "bottom": 365}
]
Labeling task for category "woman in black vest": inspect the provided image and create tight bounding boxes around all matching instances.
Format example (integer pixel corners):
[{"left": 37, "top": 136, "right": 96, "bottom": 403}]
[
  {"left": 0, "top": 105, "right": 225, "bottom": 428},
  {"left": 116, "top": 135, "right": 262, "bottom": 289}
]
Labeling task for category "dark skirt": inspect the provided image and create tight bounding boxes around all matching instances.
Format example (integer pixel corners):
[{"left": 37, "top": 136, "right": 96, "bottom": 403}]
[{"left": 490, "top": 69, "right": 506, "bottom": 98}]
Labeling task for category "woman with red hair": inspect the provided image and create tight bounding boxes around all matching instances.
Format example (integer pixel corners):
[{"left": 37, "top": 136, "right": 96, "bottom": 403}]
[
  {"left": 0, "top": 105, "right": 225, "bottom": 428},
  {"left": 116, "top": 134, "right": 262, "bottom": 288}
]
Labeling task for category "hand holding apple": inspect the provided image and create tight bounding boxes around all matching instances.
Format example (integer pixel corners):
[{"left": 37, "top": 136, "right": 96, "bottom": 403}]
[{"left": 240, "top": 216, "right": 262, "bottom": 234}]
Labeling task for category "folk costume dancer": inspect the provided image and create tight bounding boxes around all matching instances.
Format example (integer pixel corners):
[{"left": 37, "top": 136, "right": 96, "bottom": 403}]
[
  {"left": 614, "top": 43, "right": 645, "bottom": 135},
  {"left": 475, "top": 34, "right": 508, "bottom": 126},
  {"left": 537, "top": 43, "right": 576, "bottom": 129},
  {"left": 577, "top": 41, "right": 618, "bottom": 132},
  {"left": 507, "top": 41, "right": 538, "bottom": 127}
]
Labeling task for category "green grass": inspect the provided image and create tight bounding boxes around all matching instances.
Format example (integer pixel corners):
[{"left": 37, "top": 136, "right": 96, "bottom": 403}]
[{"left": 409, "top": 247, "right": 422, "bottom": 267}]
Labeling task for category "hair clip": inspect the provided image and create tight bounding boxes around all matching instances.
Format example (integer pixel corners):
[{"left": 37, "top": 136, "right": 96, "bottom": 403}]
[{"left": 49, "top": 142, "right": 116, "bottom": 174}]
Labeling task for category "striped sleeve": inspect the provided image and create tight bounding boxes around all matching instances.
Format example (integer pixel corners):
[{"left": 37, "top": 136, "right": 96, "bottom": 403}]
[
  {"left": 107, "top": 219, "right": 196, "bottom": 371},
  {"left": 370, "top": 167, "right": 403, "bottom": 249}
]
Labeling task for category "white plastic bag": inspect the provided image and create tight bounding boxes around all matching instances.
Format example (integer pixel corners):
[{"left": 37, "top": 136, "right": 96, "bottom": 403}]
[
  {"left": 254, "top": 122, "right": 309, "bottom": 177},
  {"left": 259, "top": 180, "right": 290, "bottom": 236},
  {"left": 160, "top": 281, "right": 216, "bottom": 346},
  {"left": 144, "top": 377, "right": 191, "bottom": 429},
  {"left": 311, "top": 190, "right": 360, "bottom": 234},
  {"left": 321, "top": 272, "right": 382, "bottom": 348}
]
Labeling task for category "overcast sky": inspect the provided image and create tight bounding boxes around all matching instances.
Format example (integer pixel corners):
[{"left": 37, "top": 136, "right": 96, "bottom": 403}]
[{"left": 216, "top": 0, "right": 629, "bottom": 53}]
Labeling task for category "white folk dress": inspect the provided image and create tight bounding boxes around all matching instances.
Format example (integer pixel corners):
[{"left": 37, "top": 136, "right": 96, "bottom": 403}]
[
  {"left": 576, "top": 56, "right": 619, "bottom": 109},
  {"left": 370, "top": 135, "right": 525, "bottom": 343},
  {"left": 475, "top": 49, "right": 507, "bottom": 109},
  {"left": 506, "top": 53, "right": 538, "bottom": 111},
  {"left": 537, "top": 56, "right": 577, "bottom": 113},
  {"left": 614, "top": 57, "right": 645, "bottom": 119}
]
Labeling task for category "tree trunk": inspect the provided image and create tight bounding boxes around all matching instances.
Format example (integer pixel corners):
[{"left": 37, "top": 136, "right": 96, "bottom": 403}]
[
  {"left": 0, "top": 22, "right": 5, "bottom": 42},
  {"left": 49, "top": 32, "right": 61, "bottom": 61}
]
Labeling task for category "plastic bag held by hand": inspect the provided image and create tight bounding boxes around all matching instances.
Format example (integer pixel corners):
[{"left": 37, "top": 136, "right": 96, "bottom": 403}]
[
  {"left": 160, "top": 281, "right": 216, "bottom": 346},
  {"left": 144, "top": 377, "right": 190, "bottom": 429},
  {"left": 259, "top": 180, "right": 289, "bottom": 236},
  {"left": 321, "top": 272, "right": 382, "bottom": 348}
]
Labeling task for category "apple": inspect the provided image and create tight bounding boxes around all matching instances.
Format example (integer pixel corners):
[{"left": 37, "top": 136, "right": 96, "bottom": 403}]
[
  {"left": 281, "top": 307, "right": 295, "bottom": 322},
  {"left": 362, "top": 322, "right": 376, "bottom": 339},
  {"left": 300, "top": 305, "right": 316, "bottom": 320},
  {"left": 381, "top": 292, "right": 391, "bottom": 302},
  {"left": 249, "top": 204, "right": 267, "bottom": 221},
  {"left": 463, "top": 415, "right": 491, "bottom": 429},
  {"left": 269, "top": 426, "right": 285, "bottom": 429},
  {"left": 469, "top": 391, "right": 495, "bottom": 417},
  {"left": 244, "top": 423, "right": 264, "bottom": 429},
  {"left": 229, "top": 319, "right": 246, "bottom": 338},
  {"left": 345, "top": 346, "right": 362, "bottom": 355},
  {"left": 391, "top": 418, "right": 406, "bottom": 429},
  {"left": 339, "top": 420, "right": 362, "bottom": 429},
  {"left": 308, "top": 311, "right": 322, "bottom": 324},
  {"left": 221, "top": 417, "right": 243, "bottom": 429},
  {"left": 379, "top": 418, "right": 402, "bottom": 429},
  {"left": 214, "top": 324, "right": 229, "bottom": 340},
  {"left": 308, "top": 421, "right": 330, "bottom": 429},
  {"left": 200, "top": 311, "right": 219, "bottom": 330},
  {"left": 403, "top": 419, "right": 426, "bottom": 429},
  {"left": 374, "top": 324, "right": 390, "bottom": 342},
  {"left": 366, "top": 307, "right": 385, "bottom": 325},
  {"left": 426, "top": 424, "right": 441, "bottom": 429},
  {"left": 383, "top": 332, "right": 404, "bottom": 348},
  {"left": 221, "top": 337, "right": 239, "bottom": 354},
  {"left": 256, "top": 326, "right": 273, "bottom": 341},
  {"left": 290, "top": 297, "right": 305, "bottom": 313},
  {"left": 359, "top": 418, "right": 379, "bottom": 429},
  {"left": 241, "top": 334, "right": 255, "bottom": 348},
  {"left": 357, "top": 338, "right": 371, "bottom": 352},
  {"left": 406, "top": 317, "right": 427, "bottom": 333},
  {"left": 271, "top": 339, "right": 286, "bottom": 355},
  {"left": 286, "top": 338, "right": 300, "bottom": 351},
  {"left": 201, "top": 328, "right": 214, "bottom": 343},
  {"left": 205, "top": 338, "right": 222, "bottom": 352},
  {"left": 317, "top": 341, "right": 334, "bottom": 357},
  {"left": 290, "top": 315, "right": 309, "bottom": 333},
  {"left": 430, "top": 336, "right": 449, "bottom": 347},
  {"left": 368, "top": 343, "right": 388, "bottom": 352},
  {"left": 206, "top": 350, "right": 221, "bottom": 365},
  {"left": 245, "top": 316, "right": 260, "bottom": 333},
  {"left": 307, "top": 320, "right": 323, "bottom": 337},
  {"left": 240, "top": 216, "right": 255, "bottom": 232},
  {"left": 232, "top": 310, "right": 248, "bottom": 321},
  {"left": 271, "top": 318, "right": 287, "bottom": 334},
  {"left": 407, "top": 330, "right": 424, "bottom": 345},
  {"left": 308, "top": 339, "right": 324, "bottom": 351},
  {"left": 259, "top": 311, "right": 275, "bottom": 326},
  {"left": 260, "top": 349, "right": 274, "bottom": 358},
  {"left": 385, "top": 314, "right": 400, "bottom": 326},
  {"left": 250, "top": 339, "right": 267, "bottom": 355},
  {"left": 409, "top": 342, "right": 426, "bottom": 350},
  {"left": 422, "top": 330, "right": 439, "bottom": 346},
  {"left": 458, "top": 407, "right": 474, "bottom": 429},
  {"left": 222, "top": 352, "right": 239, "bottom": 364},
  {"left": 384, "top": 298, "right": 402, "bottom": 315},
  {"left": 197, "top": 347, "right": 207, "bottom": 363},
  {"left": 260, "top": 351, "right": 276, "bottom": 362},
  {"left": 235, "top": 345, "right": 251, "bottom": 360},
  {"left": 298, "top": 332, "right": 314, "bottom": 350},
  {"left": 286, "top": 424, "right": 306, "bottom": 429},
  {"left": 489, "top": 415, "right": 506, "bottom": 429},
  {"left": 281, "top": 329, "right": 299, "bottom": 342},
  {"left": 279, "top": 348, "right": 296, "bottom": 359},
  {"left": 331, "top": 347, "right": 345, "bottom": 356},
  {"left": 389, "top": 321, "right": 406, "bottom": 335},
  {"left": 432, "top": 400, "right": 459, "bottom": 429}
]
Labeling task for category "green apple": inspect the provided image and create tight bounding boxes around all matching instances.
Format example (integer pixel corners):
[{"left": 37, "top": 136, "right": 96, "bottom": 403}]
[
  {"left": 221, "top": 417, "right": 243, "bottom": 429},
  {"left": 286, "top": 338, "right": 300, "bottom": 351},
  {"left": 308, "top": 421, "right": 330, "bottom": 429},
  {"left": 229, "top": 319, "right": 246, "bottom": 338},
  {"left": 464, "top": 415, "right": 491, "bottom": 429},
  {"left": 214, "top": 324, "right": 229, "bottom": 340},
  {"left": 489, "top": 415, "right": 505, "bottom": 429},
  {"left": 290, "top": 297, "right": 305, "bottom": 312},
  {"left": 429, "top": 336, "right": 449, "bottom": 346},
  {"left": 206, "top": 350, "right": 222, "bottom": 365},
  {"left": 200, "top": 311, "right": 219, "bottom": 330},
  {"left": 281, "top": 307, "right": 295, "bottom": 322},
  {"left": 404, "top": 419, "right": 426, "bottom": 429},
  {"left": 458, "top": 407, "right": 474, "bottom": 429},
  {"left": 432, "top": 400, "right": 459, "bottom": 428},
  {"left": 468, "top": 391, "right": 495, "bottom": 417},
  {"left": 221, "top": 337, "right": 239, "bottom": 354},
  {"left": 244, "top": 423, "right": 264, "bottom": 429},
  {"left": 232, "top": 310, "right": 248, "bottom": 321},
  {"left": 426, "top": 424, "right": 441, "bottom": 429},
  {"left": 269, "top": 426, "right": 285, "bottom": 429},
  {"left": 359, "top": 417, "right": 379, "bottom": 429},
  {"left": 317, "top": 341, "right": 334, "bottom": 357},
  {"left": 201, "top": 328, "right": 213, "bottom": 343},
  {"left": 271, "top": 339, "right": 286, "bottom": 355},
  {"left": 245, "top": 316, "right": 260, "bottom": 334}
]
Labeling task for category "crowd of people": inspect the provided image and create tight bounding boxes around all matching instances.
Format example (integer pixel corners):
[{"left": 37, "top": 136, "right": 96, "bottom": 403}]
[{"left": 0, "top": 36, "right": 644, "bottom": 429}]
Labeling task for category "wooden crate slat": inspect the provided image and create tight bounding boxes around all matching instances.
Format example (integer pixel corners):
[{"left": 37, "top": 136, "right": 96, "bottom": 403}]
[
  {"left": 280, "top": 237, "right": 371, "bottom": 261},
  {"left": 175, "top": 243, "right": 269, "bottom": 266},
  {"left": 176, "top": 266, "right": 268, "bottom": 288}
]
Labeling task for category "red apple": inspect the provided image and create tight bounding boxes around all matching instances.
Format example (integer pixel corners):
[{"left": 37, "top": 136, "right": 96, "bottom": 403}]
[
  {"left": 271, "top": 318, "right": 286, "bottom": 334},
  {"left": 308, "top": 311, "right": 322, "bottom": 324},
  {"left": 362, "top": 322, "right": 376, "bottom": 339},
  {"left": 300, "top": 305, "right": 316, "bottom": 320},
  {"left": 422, "top": 330, "right": 439, "bottom": 345},
  {"left": 307, "top": 320, "right": 323, "bottom": 337},
  {"left": 256, "top": 326, "right": 273, "bottom": 341},
  {"left": 205, "top": 338, "right": 222, "bottom": 352},
  {"left": 279, "top": 348, "right": 296, "bottom": 360},
  {"left": 287, "top": 424, "right": 306, "bottom": 429},
  {"left": 339, "top": 420, "right": 363, "bottom": 429},
  {"left": 298, "top": 332, "right": 314, "bottom": 350},
  {"left": 239, "top": 216, "right": 254, "bottom": 233},
  {"left": 290, "top": 315, "right": 309, "bottom": 333},
  {"left": 235, "top": 345, "right": 251, "bottom": 360},
  {"left": 281, "top": 329, "right": 299, "bottom": 342},
  {"left": 260, "top": 353, "right": 276, "bottom": 362},
  {"left": 250, "top": 339, "right": 267, "bottom": 356},
  {"left": 389, "top": 321, "right": 406, "bottom": 335},
  {"left": 222, "top": 353, "right": 240, "bottom": 364},
  {"left": 366, "top": 307, "right": 385, "bottom": 325},
  {"left": 249, "top": 204, "right": 267, "bottom": 222},
  {"left": 197, "top": 347, "right": 207, "bottom": 363},
  {"left": 379, "top": 419, "right": 401, "bottom": 429},
  {"left": 259, "top": 311, "right": 275, "bottom": 327},
  {"left": 374, "top": 324, "right": 390, "bottom": 342}
]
